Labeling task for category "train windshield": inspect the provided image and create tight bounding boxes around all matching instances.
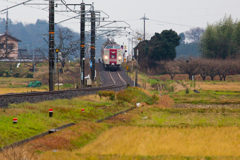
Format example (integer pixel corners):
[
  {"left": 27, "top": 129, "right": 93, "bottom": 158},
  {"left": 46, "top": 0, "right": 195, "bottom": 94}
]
[
  {"left": 114, "top": 46, "right": 121, "bottom": 49},
  {"left": 105, "top": 45, "right": 121, "bottom": 49}
]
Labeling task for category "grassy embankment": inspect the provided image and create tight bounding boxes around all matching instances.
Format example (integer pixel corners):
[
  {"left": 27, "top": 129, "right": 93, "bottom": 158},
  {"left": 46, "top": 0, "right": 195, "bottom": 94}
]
[
  {"left": 0, "top": 94, "right": 132, "bottom": 148},
  {"left": 0, "top": 87, "right": 160, "bottom": 159}
]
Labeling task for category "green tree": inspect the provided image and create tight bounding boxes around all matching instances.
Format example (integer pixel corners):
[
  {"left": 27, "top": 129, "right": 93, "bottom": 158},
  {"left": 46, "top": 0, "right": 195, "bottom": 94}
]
[
  {"left": 200, "top": 15, "right": 240, "bottom": 59},
  {"left": 135, "top": 29, "right": 180, "bottom": 69}
]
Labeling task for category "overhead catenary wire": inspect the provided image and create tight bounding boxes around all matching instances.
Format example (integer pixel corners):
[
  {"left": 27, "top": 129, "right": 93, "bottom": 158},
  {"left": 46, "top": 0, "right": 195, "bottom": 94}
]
[{"left": 149, "top": 19, "right": 197, "bottom": 28}]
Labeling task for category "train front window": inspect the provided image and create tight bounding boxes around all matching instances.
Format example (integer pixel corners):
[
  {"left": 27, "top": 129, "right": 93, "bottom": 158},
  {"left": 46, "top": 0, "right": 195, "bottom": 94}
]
[
  {"left": 114, "top": 46, "right": 121, "bottom": 49},
  {"left": 106, "top": 46, "right": 113, "bottom": 49}
]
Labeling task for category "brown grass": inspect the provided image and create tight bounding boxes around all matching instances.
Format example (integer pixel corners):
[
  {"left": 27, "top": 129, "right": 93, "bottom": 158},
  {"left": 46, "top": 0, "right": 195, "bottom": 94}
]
[
  {"left": 22, "top": 121, "right": 105, "bottom": 152},
  {"left": 77, "top": 126, "right": 240, "bottom": 157},
  {"left": 155, "top": 95, "right": 174, "bottom": 108},
  {"left": 0, "top": 145, "right": 38, "bottom": 160},
  {"left": 196, "top": 82, "right": 240, "bottom": 91},
  {"left": 0, "top": 88, "right": 48, "bottom": 95}
]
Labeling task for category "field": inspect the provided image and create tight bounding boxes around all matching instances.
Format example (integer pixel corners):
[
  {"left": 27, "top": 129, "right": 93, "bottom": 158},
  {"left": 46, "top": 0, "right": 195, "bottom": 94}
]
[
  {"left": 1, "top": 66, "right": 240, "bottom": 159},
  {"left": 0, "top": 94, "right": 131, "bottom": 148},
  {"left": 32, "top": 105, "right": 240, "bottom": 160},
  {"left": 78, "top": 126, "right": 240, "bottom": 157}
]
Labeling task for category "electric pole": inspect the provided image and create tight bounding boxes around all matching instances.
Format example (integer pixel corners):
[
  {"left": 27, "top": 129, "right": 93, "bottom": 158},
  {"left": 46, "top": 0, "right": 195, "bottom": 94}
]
[
  {"left": 49, "top": 0, "right": 55, "bottom": 91},
  {"left": 80, "top": 2, "right": 85, "bottom": 88},
  {"left": 140, "top": 14, "right": 149, "bottom": 41},
  {"left": 135, "top": 49, "right": 139, "bottom": 87},
  {"left": 5, "top": 8, "right": 8, "bottom": 58},
  {"left": 91, "top": 9, "right": 95, "bottom": 82}
]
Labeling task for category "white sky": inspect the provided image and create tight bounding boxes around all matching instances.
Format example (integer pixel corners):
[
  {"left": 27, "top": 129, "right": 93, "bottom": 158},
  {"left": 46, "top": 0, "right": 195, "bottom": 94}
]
[{"left": 0, "top": 0, "right": 240, "bottom": 51}]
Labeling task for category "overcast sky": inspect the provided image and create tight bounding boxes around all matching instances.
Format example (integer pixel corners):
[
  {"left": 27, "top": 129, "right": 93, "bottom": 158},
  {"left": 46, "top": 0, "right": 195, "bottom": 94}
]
[{"left": 0, "top": 0, "right": 240, "bottom": 47}]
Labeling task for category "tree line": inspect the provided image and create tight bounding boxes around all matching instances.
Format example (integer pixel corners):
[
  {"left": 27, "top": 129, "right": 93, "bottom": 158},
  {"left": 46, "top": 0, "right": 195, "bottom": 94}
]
[
  {"left": 200, "top": 15, "right": 240, "bottom": 59},
  {"left": 159, "top": 58, "right": 240, "bottom": 81}
]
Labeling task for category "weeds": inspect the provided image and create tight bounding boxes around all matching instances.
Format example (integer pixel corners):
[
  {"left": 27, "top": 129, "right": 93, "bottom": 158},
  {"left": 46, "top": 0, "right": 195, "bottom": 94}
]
[
  {"left": 2, "top": 145, "right": 37, "bottom": 160},
  {"left": 116, "top": 87, "right": 158, "bottom": 105},
  {"left": 98, "top": 90, "right": 115, "bottom": 100},
  {"left": 185, "top": 88, "right": 189, "bottom": 94}
]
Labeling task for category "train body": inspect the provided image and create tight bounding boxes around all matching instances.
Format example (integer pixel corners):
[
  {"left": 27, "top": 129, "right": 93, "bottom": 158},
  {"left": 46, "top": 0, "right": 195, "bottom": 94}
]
[{"left": 101, "top": 43, "right": 123, "bottom": 70}]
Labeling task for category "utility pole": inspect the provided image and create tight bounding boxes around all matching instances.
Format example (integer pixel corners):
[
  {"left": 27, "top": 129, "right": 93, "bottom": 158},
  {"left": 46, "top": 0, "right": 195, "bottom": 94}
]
[
  {"left": 135, "top": 49, "right": 139, "bottom": 87},
  {"left": 5, "top": 8, "right": 8, "bottom": 58},
  {"left": 80, "top": 2, "right": 85, "bottom": 88},
  {"left": 140, "top": 14, "right": 149, "bottom": 41},
  {"left": 91, "top": 9, "right": 96, "bottom": 82},
  {"left": 49, "top": 0, "right": 55, "bottom": 91},
  {"left": 32, "top": 45, "right": 35, "bottom": 73}
]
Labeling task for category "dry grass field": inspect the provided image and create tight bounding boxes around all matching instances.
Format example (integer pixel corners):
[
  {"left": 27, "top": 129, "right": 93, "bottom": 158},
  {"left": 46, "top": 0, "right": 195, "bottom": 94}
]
[
  {"left": 77, "top": 126, "right": 240, "bottom": 157},
  {"left": 196, "top": 82, "right": 240, "bottom": 91},
  {"left": 0, "top": 88, "right": 48, "bottom": 94}
]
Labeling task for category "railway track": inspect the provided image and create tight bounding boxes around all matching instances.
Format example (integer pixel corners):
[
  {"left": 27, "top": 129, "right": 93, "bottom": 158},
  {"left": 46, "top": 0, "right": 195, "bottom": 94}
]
[{"left": 0, "top": 63, "right": 129, "bottom": 108}]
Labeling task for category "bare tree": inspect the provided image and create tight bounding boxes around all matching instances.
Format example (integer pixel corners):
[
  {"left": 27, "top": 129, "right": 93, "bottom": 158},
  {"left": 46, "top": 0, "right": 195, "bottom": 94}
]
[
  {"left": 198, "top": 59, "right": 208, "bottom": 80},
  {"left": 159, "top": 61, "right": 178, "bottom": 80},
  {"left": 178, "top": 58, "right": 199, "bottom": 80},
  {"left": 215, "top": 59, "right": 232, "bottom": 81},
  {"left": 206, "top": 60, "right": 218, "bottom": 81},
  {"left": 132, "top": 29, "right": 151, "bottom": 46},
  {"left": 56, "top": 27, "right": 80, "bottom": 73},
  {"left": 185, "top": 27, "right": 204, "bottom": 43}
]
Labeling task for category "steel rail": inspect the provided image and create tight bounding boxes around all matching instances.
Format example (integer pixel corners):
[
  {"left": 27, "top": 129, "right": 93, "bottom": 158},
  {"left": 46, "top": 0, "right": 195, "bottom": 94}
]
[
  {"left": 117, "top": 71, "right": 127, "bottom": 85},
  {"left": 0, "top": 71, "right": 125, "bottom": 99}
]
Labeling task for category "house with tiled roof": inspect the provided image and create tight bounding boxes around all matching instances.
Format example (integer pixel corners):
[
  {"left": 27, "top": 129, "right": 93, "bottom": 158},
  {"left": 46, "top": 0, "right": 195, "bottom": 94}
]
[{"left": 0, "top": 33, "right": 21, "bottom": 59}]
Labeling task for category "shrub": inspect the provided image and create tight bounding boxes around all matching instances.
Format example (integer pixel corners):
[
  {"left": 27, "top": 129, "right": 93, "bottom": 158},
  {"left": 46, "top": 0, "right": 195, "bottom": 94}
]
[
  {"left": 116, "top": 87, "right": 159, "bottom": 105},
  {"left": 144, "top": 94, "right": 160, "bottom": 105},
  {"left": 109, "top": 94, "right": 115, "bottom": 100},
  {"left": 5, "top": 70, "right": 11, "bottom": 77},
  {"left": 26, "top": 73, "right": 33, "bottom": 78},
  {"left": 156, "top": 95, "right": 174, "bottom": 108},
  {"left": 13, "top": 73, "right": 20, "bottom": 78},
  {"left": 63, "top": 83, "right": 72, "bottom": 88},
  {"left": 97, "top": 91, "right": 102, "bottom": 99},
  {"left": 98, "top": 90, "right": 115, "bottom": 100},
  {"left": 0, "top": 71, "right": 4, "bottom": 77},
  {"left": 186, "top": 88, "right": 189, "bottom": 94}
]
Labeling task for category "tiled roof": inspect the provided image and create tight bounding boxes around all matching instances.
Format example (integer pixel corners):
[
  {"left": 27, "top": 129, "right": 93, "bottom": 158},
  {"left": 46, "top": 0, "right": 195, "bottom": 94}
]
[{"left": 0, "top": 33, "right": 21, "bottom": 42}]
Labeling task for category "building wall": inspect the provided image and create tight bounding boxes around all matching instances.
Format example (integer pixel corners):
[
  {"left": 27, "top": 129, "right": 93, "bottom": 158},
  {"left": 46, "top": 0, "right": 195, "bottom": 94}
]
[{"left": 0, "top": 36, "right": 19, "bottom": 59}]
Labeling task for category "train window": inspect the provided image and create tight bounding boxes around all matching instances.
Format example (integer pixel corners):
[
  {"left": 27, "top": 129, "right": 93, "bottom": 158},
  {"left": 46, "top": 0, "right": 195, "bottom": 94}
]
[
  {"left": 105, "top": 46, "right": 113, "bottom": 49},
  {"left": 114, "top": 46, "right": 121, "bottom": 49}
]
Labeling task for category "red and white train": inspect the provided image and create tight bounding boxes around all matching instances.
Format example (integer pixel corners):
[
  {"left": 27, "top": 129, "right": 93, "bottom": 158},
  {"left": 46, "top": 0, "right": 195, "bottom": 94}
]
[{"left": 101, "top": 43, "right": 123, "bottom": 70}]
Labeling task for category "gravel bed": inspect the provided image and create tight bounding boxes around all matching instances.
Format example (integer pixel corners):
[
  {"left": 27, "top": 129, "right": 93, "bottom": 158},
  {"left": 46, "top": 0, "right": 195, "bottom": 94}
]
[
  {"left": 117, "top": 67, "right": 135, "bottom": 87},
  {"left": 98, "top": 63, "right": 135, "bottom": 87},
  {"left": 98, "top": 62, "right": 114, "bottom": 86}
]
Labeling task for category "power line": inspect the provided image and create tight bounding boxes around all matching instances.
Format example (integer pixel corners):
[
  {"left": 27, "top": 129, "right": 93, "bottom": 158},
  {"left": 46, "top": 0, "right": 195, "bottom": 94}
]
[{"left": 150, "top": 19, "right": 197, "bottom": 28}]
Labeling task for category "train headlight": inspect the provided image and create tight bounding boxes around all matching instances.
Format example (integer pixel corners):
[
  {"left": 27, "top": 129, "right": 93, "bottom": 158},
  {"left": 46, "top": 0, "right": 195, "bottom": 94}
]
[
  {"left": 104, "top": 55, "right": 108, "bottom": 60},
  {"left": 118, "top": 56, "right": 122, "bottom": 60}
]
